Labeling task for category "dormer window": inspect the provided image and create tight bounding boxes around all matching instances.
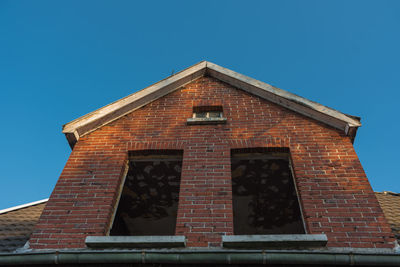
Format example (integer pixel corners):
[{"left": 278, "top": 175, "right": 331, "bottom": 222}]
[{"left": 187, "top": 106, "right": 227, "bottom": 125}]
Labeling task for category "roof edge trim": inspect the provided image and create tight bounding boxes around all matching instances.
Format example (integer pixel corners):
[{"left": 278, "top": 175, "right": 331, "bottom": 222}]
[
  {"left": 0, "top": 199, "right": 48, "bottom": 215},
  {"left": 205, "top": 62, "right": 361, "bottom": 127},
  {"left": 62, "top": 61, "right": 207, "bottom": 133},
  {"left": 62, "top": 61, "right": 362, "bottom": 148}
]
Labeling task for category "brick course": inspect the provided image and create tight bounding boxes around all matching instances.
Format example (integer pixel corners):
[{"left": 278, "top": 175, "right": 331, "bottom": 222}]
[{"left": 29, "top": 76, "right": 395, "bottom": 249}]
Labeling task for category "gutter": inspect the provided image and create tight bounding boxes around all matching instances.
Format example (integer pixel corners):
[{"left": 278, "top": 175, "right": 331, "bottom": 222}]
[{"left": 0, "top": 251, "right": 399, "bottom": 266}]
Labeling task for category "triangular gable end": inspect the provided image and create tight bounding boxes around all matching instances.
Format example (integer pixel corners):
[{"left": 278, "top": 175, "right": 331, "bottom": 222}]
[{"left": 62, "top": 61, "right": 361, "bottom": 148}]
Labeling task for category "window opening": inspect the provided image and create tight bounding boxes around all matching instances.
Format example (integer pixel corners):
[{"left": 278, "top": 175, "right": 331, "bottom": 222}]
[
  {"left": 110, "top": 150, "right": 183, "bottom": 236},
  {"left": 187, "top": 106, "right": 226, "bottom": 125},
  {"left": 231, "top": 148, "right": 305, "bottom": 235},
  {"left": 192, "top": 106, "right": 223, "bottom": 119}
]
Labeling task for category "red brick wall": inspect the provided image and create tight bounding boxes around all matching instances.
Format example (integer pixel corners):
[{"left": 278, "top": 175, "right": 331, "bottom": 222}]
[{"left": 29, "top": 76, "right": 395, "bottom": 249}]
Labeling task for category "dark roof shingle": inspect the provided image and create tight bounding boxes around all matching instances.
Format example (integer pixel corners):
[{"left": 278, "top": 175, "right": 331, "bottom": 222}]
[
  {"left": 375, "top": 191, "right": 400, "bottom": 241},
  {"left": 0, "top": 202, "right": 46, "bottom": 252}
]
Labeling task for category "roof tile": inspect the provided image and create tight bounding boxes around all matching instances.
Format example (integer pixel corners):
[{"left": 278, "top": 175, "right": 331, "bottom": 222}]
[
  {"left": 375, "top": 191, "right": 400, "bottom": 241},
  {"left": 0, "top": 203, "right": 46, "bottom": 252}
]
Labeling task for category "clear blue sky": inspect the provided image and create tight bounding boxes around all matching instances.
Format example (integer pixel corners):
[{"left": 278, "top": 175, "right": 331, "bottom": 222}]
[{"left": 0, "top": 1, "right": 399, "bottom": 209}]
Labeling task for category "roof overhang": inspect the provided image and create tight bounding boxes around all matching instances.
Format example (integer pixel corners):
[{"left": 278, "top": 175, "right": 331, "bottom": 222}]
[{"left": 62, "top": 61, "right": 362, "bottom": 148}]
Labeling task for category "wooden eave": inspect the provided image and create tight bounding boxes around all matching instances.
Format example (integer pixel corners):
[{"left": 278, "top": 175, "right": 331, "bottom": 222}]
[{"left": 62, "top": 61, "right": 362, "bottom": 148}]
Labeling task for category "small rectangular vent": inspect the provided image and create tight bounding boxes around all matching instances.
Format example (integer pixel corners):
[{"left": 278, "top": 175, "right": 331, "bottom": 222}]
[{"left": 187, "top": 106, "right": 226, "bottom": 125}]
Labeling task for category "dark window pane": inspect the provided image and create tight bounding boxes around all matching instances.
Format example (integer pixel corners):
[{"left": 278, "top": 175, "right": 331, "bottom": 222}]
[
  {"left": 195, "top": 112, "right": 207, "bottom": 118},
  {"left": 110, "top": 151, "right": 182, "bottom": 236},
  {"left": 231, "top": 150, "right": 305, "bottom": 235},
  {"left": 208, "top": 111, "right": 222, "bottom": 118}
]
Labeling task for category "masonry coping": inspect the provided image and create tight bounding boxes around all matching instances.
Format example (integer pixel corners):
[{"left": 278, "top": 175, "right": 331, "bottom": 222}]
[
  {"left": 85, "top": 236, "right": 186, "bottom": 248},
  {"left": 222, "top": 234, "right": 328, "bottom": 249}
]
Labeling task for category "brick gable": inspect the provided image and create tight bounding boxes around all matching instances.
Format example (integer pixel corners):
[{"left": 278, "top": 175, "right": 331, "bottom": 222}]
[{"left": 29, "top": 76, "right": 395, "bottom": 249}]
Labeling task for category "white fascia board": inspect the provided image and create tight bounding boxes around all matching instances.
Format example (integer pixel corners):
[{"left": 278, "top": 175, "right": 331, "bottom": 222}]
[
  {"left": 0, "top": 199, "right": 48, "bottom": 215},
  {"left": 62, "top": 61, "right": 207, "bottom": 134},
  {"left": 206, "top": 62, "right": 362, "bottom": 129}
]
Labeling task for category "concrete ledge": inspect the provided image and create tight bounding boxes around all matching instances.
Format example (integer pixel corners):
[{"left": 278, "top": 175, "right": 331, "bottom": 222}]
[
  {"left": 85, "top": 236, "right": 186, "bottom": 248},
  {"left": 222, "top": 234, "right": 328, "bottom": 249},
  {"left": 187, "top": 117, "right": 227, "bottom": 125}
]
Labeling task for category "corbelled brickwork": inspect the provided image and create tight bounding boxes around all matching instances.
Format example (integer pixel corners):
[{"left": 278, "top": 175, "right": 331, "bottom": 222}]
[{"left": 29, "top": 76, "right": 395, "bottom": 249}]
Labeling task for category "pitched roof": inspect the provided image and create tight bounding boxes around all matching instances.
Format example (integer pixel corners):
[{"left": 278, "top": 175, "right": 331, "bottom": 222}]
[
  {"left": 375, "top": 191, "right": 400, "bottom": 241},
  {"left": 0, "top": 199, "right": 47, "bottom": 252},
  {"left": 62, "top": 61, "right": 362, "bottom": 148}
]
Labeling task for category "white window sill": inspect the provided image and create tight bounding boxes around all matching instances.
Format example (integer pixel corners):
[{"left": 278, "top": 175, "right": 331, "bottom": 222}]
[
  {"left": 85, "top": 236, "right": 186, "bottom": 248},
  {"left": 222, "top": 234, "right": 328, "bottom": 249},
  {"left": 186, "top": 117, "right": 227, "bottom": 125}
]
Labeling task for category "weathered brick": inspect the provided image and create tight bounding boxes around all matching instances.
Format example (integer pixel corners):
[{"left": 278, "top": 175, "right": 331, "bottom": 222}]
[{"left": 30, "top": 76, "right": 394, "bottom": 249}]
